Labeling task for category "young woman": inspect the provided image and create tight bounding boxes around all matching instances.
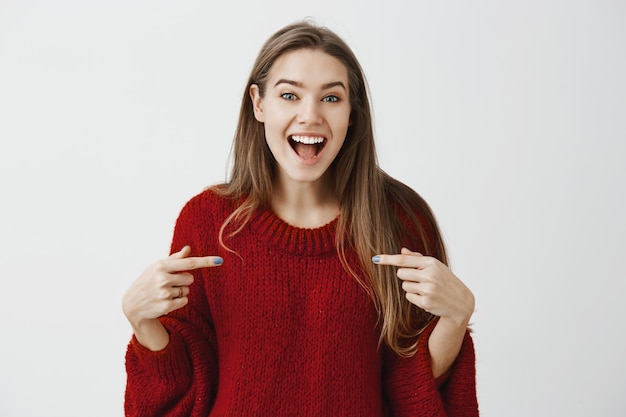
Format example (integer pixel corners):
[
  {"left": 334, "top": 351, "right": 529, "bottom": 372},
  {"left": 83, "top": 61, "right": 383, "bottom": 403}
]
[{"left": 123, "top": 20, "right": 478, "bottom": 416}]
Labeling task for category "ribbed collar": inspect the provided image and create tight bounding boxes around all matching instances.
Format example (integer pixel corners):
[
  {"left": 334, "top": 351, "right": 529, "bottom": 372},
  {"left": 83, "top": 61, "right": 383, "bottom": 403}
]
[{"left": 248, "top": 207, "right": 339, "bottom": 257}]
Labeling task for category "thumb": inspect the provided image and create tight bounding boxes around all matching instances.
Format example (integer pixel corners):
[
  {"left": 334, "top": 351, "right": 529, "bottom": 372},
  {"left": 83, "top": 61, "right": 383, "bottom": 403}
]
[{"left": 169, "top": 245, "right": 192, "bottom": 259}]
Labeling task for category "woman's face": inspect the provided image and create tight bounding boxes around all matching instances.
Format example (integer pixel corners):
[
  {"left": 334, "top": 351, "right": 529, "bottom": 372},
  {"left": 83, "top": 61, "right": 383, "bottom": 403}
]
[{"left": 250, "top": 48, "right": 351, "bottom": 189}]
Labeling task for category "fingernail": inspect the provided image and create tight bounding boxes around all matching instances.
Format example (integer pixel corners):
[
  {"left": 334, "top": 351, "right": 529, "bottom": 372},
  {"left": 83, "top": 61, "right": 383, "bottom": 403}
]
[
  {"left": 214, "top": 257, "right": 223, "bottom": 265},
  {"left": 372, "top": 255, "right": 380, "bottom": 263}
]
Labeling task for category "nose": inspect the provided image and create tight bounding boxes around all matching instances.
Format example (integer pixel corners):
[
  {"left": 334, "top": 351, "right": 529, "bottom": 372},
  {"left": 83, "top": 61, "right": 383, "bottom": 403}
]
[{"left": 297, "top": 98, "right": 322, "bottom": 125}]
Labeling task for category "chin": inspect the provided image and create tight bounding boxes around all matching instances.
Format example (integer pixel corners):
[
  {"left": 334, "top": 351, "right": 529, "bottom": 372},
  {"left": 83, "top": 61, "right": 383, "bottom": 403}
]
[{"left": 281, "top": 166, "right": 331, "bottom": 186}]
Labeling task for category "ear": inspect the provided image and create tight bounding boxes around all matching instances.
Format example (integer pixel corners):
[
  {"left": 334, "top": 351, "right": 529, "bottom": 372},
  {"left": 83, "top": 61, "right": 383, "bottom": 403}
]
[{"left": 249, "top": 84, "right": 265, "bottom": 123}]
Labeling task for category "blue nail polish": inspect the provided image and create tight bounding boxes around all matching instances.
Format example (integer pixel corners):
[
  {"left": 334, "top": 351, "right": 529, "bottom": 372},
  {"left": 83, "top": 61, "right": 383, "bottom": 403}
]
[
  {"left": 372, "top": 255, "right": 380, "bottom": 263},
  {"left": 214, "top": 257, "right": 223, "bottom": 265}
]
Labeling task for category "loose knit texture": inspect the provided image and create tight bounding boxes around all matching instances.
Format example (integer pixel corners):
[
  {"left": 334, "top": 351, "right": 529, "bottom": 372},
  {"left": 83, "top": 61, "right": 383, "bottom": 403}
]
[{"left": 124, "top": 189, "right": 478, "bottom": 416}]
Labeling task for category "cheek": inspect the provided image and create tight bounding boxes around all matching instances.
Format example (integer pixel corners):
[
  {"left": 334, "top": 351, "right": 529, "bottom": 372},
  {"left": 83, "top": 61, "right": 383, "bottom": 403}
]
[
  {"left": 328, "top": 106, "right": 351, "bottom": 128},
  {"left": 262, "top": 123, "right": 285, "bottom": 154},
  {"left": 341, "top": 108, "right": 353, "bottom": 129},
  {"left": 262, "top": 107, "right": 290, "bottom": 130},
  {"left": 335, "top": 115, "right": 352, "bottom": 139}
]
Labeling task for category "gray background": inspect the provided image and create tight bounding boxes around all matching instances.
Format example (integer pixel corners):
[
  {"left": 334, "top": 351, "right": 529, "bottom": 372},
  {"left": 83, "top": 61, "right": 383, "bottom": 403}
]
[{"left": 1, "top": 0, "right": 625, "bottom": 415}]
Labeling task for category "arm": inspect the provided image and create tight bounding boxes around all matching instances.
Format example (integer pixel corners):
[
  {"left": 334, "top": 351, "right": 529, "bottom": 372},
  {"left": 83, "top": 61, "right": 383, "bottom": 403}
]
[
  {"left": 429, "top": 315, "right": 472, "bottom": 380},
  {"left": 122, "top": 197, "right": 223, "bottom": 416},
  {"left": 373, "top": 248, "right": 475, "bottom": 378},
  {"left": 124, "top": 309, "right": 217, "bottom": 417},
  {"left": 122, "top": 246, "right": 222, "bottom": 351},
  {"left": 383, "top": 321, "right": 478, "bottom": 417}
]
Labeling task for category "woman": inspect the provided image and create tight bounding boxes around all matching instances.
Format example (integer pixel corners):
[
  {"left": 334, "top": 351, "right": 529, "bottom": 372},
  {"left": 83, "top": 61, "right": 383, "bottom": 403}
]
[{"left": 123, "top": 20, "right": 478, "bottom": 416}]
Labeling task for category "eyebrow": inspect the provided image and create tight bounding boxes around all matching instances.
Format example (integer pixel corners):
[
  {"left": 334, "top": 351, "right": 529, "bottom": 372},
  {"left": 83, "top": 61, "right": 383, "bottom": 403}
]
[{"left": 273, "top": 79, "right": 347, "bottom": 90}]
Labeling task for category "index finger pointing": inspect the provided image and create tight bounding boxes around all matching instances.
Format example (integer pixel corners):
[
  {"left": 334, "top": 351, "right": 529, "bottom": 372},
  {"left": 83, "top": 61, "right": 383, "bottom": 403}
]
[
  {"left": 168, "top": 256, "right": 224, "bottom": 272},
  {"left": 372, "top": 254, "right": 422, "bottom": 268}
]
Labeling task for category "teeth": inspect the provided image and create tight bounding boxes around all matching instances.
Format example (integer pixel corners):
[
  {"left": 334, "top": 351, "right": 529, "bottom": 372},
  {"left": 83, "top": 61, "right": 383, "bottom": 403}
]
[{"left": 291, "top": 135, "right": 325, "bottom": 144}]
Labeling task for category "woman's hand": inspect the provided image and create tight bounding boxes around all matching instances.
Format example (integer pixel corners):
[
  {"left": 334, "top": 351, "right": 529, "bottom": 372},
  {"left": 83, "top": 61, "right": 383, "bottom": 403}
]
[
  {"left": 373, "top": 247, "right": 474, "bottom": 324},
  {"left": 122, "top": 245, "right": 223, "bottom": 350},
  {"left": 373, "top": 248, "right": 475, "bottom": 377}
]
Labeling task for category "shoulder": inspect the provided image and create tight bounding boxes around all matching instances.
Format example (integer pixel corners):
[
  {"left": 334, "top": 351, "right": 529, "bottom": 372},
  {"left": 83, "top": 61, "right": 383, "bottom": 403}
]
[
  {"left": 382, "top": 175, "right": 431, "bottom": 215},
  {"left": 382, "top": 175, "right": 446, "bottom": 260},
  {"left": 382, "top": 175, "right": 434, "bottom": 231},
  {"left": 173, "top": 185, "right": 240, "bottom": 232},
  {"left": 170, "top": 185, "right": 239, "bottom": 253},
  {"left": 178, "top": 184, "right": 238, "bottom": 218}
]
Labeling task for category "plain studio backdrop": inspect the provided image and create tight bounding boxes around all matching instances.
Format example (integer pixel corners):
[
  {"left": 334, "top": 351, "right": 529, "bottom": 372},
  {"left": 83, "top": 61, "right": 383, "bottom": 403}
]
[{"left": 1, "top": 1, "right": 625, "bottom": 416}]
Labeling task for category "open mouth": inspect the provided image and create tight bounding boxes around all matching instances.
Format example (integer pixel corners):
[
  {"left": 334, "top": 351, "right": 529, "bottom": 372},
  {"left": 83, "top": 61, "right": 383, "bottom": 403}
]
[{"left": 289, "top": 135, "right": 326, "bottom": 159}]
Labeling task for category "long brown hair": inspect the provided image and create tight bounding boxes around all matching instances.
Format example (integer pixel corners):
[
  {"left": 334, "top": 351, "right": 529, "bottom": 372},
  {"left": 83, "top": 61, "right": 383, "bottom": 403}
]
[{"left": 213, "top": 20, "right": 447, "bottom": 357}]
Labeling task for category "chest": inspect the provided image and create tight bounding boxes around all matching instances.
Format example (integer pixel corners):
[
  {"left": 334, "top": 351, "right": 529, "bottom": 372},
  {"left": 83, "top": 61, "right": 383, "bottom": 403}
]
[{"left": 201, "top": 238, "right": 379, "bottom": 343}]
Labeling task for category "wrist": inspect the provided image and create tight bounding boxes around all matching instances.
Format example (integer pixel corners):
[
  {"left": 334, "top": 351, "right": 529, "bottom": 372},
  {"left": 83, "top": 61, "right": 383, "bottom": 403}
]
[
  {"left": 442, "top": 292, "right": 475, "bottom": 328},
  {"left": 438, "top": 312, "right": 472, "bottom": 329},
  {"left": 132, "top": 318, "right": 170, "bottom": 351}
]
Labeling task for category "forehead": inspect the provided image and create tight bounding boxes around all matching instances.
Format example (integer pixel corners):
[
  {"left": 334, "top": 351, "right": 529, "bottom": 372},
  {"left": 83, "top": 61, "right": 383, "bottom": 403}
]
[{"left": 267, "top": 49, "right": 349, "bottom": 87}]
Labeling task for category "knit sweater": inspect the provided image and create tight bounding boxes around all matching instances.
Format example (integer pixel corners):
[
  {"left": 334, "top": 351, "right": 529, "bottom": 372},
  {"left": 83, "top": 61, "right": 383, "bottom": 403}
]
[{"left": 124, "top": 189, "right": 478, "bottom": 416}]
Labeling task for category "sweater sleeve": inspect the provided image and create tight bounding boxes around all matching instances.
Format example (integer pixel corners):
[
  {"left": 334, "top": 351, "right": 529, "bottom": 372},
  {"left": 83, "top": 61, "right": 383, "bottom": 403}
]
[
  {"left": 383, "top": 320, "right": 479, "bottom": 417},
  {"left": 124, "top": 196, "right": 219, "bottom": 417}
]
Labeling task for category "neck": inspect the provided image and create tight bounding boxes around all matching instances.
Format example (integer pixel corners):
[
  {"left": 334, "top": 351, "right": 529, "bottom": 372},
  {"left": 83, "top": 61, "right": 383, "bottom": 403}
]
[{"left": 271, "top": 176, "right": 340, "bottom": 229}]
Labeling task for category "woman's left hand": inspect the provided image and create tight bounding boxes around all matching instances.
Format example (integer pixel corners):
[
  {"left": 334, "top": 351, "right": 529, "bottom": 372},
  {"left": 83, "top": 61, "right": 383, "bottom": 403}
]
[{"left": 373, "top": 248, "right": 475, "bottom": 325}]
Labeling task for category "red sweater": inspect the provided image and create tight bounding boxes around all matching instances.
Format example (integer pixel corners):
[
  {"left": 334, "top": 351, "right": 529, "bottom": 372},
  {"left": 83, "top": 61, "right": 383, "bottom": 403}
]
[{"left": 125, "top": 189, "right": 478, "bottom": 416}]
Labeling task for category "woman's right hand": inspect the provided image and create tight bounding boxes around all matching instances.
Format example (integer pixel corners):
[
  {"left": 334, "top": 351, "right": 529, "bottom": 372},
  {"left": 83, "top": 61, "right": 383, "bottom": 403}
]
[{"left": 122, "top": 245, "right": 223, "bottom": 350}]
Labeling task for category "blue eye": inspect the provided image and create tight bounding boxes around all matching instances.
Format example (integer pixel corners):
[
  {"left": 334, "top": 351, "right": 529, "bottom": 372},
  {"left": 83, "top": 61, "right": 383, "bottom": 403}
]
[
  {"left": 281, "top": 93, "right": 297, "bottom": 100},
  {"left": 322, "top": 95, "right": 340, "bottom": 103}
]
